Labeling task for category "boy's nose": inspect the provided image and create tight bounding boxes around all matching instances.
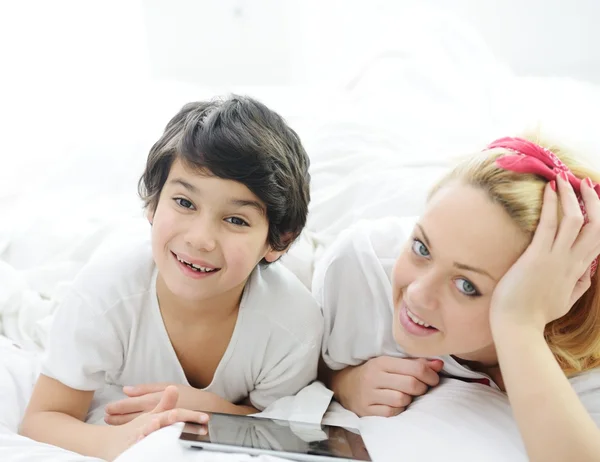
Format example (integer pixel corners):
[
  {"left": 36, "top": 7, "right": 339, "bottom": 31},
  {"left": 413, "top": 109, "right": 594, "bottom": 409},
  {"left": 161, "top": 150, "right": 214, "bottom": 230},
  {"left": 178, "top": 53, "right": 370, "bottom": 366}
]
[{"left": 185, "top": 219, "right": 217, "bottom": 252}]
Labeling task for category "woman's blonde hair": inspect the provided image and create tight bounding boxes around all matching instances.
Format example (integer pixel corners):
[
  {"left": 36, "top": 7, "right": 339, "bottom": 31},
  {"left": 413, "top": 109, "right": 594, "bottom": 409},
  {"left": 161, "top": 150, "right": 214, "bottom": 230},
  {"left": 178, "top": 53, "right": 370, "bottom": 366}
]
[{"left": 429, "top": 133, "right": 600, "bottom": 376}]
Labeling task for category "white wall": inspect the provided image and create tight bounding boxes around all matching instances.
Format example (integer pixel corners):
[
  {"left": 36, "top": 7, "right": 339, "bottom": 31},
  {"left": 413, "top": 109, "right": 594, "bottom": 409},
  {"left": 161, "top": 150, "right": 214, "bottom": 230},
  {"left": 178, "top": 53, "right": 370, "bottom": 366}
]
[
  {"left": 142, "top": 0, "right": 294, "bottom": 85},
  {"left": 1, "top": 0, "right": 598, "bottom": 91},
  {"left": 142, "top": 0, "right": 600, "bottom": 86},
  {"left": 1, "top": 0, "right": 599, "bottom": 246},
  {"left": 0, "top": 0, "right": 149, "bottom": 198},
  {"left": 424, "top": 0, "right": 600, "bottom": 82}
]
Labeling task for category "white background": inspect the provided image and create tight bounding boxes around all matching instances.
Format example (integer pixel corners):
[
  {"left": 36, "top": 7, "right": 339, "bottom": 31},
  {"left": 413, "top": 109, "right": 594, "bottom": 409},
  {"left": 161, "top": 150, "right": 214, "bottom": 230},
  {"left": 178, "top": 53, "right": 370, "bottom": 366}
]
[{"left": 0, "top": 0, "right": 599, "bottom": 210}]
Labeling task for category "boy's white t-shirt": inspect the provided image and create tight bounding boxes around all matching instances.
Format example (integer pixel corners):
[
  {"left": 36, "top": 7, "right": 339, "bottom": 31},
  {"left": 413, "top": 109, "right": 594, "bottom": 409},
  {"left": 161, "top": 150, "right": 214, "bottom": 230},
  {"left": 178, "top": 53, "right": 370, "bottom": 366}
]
[
  {"left": 41, "top": 229, "right": 323, "bottom": 424},
  {"left": 312, "top": 216, "right": 600, "bottom": 423}
]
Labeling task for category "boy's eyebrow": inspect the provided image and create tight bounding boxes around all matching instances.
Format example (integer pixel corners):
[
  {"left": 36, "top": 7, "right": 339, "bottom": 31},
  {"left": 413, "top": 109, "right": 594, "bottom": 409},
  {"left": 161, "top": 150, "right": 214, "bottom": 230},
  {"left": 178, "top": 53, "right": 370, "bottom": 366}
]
[
  {"left": 416, "top": 224, "right": 496, "bottom": 282},
  {"left": 170, "top": 178, "right": 198, "bottom": 193},
  {"left": 229, "top": 199, "right": 266, "bottom": 216},
  {"left": 169, "top": 178, "right": 266, "bottom": 215}
]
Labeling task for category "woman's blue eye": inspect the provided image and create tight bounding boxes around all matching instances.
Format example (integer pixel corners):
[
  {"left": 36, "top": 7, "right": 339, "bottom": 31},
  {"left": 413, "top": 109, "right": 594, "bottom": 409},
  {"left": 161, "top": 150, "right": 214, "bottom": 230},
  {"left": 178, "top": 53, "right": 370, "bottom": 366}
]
[
  {"left": 174, "top": 198, "right": 194, "bottom": 209},
  {"left": 225, "top": 217, "right": 249, "bottom": 227},
  {"left": 411, "top": 239, "right": 430, "bottom": 257},
  {"left": 455, "top": 278, "right": 479, "bottom": 296}
]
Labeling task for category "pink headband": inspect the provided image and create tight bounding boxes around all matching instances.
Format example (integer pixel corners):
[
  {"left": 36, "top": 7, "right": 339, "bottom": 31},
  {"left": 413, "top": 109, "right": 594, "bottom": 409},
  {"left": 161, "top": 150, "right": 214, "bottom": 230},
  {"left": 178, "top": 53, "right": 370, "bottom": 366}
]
[{"left": 488, "top": 136, "right": 599, "bottom": 278}]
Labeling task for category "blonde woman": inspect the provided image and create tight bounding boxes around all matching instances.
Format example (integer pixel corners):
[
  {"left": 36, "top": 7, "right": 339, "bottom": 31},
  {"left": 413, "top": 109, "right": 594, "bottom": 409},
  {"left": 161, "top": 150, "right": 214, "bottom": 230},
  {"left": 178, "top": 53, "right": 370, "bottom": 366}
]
[{"left": 315, "top": 135, "right": 600, "bottom": 461}]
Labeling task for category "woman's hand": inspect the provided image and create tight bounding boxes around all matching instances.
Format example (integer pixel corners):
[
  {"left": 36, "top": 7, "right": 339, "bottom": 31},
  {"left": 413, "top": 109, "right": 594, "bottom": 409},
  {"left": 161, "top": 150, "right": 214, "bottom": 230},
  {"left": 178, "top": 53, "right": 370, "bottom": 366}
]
[
  {"left": 331, "top": 356, "right": 444, "bottom": 417},
  {"left": 490, "top": 174, "right": 600, "bottom": 333}
]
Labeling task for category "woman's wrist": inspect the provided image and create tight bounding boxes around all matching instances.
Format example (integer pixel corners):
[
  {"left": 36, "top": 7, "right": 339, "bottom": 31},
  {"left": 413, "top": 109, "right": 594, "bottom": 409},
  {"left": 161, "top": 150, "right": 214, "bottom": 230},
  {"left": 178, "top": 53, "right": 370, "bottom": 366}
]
[
  {"left": 490, "top": 302, "right": 546, "bottom": 339},
  {"left": 491, "top": 319, "right": 549, "bottom": 383},
  {"left": 330, "top": 367, "right": 353, "bottom": 406},
  {"left": 491, "top": 317, "right": 545, "bottom": 349}
]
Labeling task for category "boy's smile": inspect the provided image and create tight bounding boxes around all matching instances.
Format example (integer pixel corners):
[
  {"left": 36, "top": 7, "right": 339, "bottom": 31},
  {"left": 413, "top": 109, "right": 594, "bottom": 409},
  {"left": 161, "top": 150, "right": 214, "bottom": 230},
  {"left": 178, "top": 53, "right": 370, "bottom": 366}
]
[
  {"left": 172, "top": 251, "right": 220, "bottom": 278},
  {"left": 172, "top": 251, "right": 220, "bottom": 276}
]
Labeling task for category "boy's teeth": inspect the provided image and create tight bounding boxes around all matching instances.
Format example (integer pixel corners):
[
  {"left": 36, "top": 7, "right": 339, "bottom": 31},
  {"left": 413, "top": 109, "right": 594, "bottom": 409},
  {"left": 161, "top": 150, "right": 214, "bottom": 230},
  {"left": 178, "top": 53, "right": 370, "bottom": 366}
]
[
  {"left": 407, "top": 308, "right": 431, "bottom": 328},
  {"left": 176, "top": 256, "right": 216, "bottom": 272}
]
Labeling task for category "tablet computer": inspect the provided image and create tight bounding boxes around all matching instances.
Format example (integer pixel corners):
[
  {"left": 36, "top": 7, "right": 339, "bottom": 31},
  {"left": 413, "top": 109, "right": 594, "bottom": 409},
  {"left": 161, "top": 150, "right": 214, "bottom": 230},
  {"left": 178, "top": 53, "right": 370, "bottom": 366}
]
[{"left": 179, "top": 412, "right": 371, "bottom": 462}]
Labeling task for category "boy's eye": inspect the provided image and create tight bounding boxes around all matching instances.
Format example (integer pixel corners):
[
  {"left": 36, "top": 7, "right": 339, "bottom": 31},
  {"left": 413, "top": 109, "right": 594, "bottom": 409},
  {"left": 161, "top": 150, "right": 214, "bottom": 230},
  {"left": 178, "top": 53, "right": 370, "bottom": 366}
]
[
  {"left": 454, "top": 278, "right": 480, "bottom": 297},
  {"left": 174, "top": 198, "right": 194, "bottom": 210},
  {"left": 411, "top": 239, "right": 430, "bottom": 257},
  {"left": 225, "top": 217, "right": 249, "bottom": 227}
]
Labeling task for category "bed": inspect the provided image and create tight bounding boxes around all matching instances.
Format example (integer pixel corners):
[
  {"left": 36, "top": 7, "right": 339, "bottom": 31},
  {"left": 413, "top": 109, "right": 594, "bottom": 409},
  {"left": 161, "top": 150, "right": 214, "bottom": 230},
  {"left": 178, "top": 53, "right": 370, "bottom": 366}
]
[{"left": 1, "top": 7, "right": 599, "bottom": 462}]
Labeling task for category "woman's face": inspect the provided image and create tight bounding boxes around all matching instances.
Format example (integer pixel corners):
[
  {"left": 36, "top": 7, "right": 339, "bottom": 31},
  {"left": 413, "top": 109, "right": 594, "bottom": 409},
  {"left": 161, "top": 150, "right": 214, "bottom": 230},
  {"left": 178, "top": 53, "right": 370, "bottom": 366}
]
[{"left": 391, "top": 182, "right": 530, "bottom": 364}]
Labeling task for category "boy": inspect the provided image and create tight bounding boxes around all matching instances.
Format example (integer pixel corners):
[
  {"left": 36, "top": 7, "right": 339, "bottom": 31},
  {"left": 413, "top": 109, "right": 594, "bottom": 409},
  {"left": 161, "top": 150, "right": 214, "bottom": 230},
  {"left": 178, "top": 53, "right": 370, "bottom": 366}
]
[{"left": 19, "top": 96, "right": 323, "bottom": 461}]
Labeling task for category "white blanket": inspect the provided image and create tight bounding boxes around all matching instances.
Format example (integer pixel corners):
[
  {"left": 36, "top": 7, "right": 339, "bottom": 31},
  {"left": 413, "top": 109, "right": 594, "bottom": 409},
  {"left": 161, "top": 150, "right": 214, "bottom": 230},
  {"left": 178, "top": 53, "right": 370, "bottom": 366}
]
[
  {"left": 116, "top": 381, "right": 532, "bottom": 462},
  {"left": 11, "top": 338, "right": 596, "bottom": 462},
  {"left": 0, "top": 339, "right": 532, "bottom": 462}
]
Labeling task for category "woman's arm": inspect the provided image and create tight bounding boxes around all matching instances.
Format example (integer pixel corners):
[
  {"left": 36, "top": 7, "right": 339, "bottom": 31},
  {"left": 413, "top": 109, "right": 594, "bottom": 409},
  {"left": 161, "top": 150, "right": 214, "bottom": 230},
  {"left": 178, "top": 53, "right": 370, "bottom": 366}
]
[
  {"left": 493, "top": 324, "right": 600, "bottom": 462},
  {"left": 489, "top": 178, "right": 600, "bottom": 461}
]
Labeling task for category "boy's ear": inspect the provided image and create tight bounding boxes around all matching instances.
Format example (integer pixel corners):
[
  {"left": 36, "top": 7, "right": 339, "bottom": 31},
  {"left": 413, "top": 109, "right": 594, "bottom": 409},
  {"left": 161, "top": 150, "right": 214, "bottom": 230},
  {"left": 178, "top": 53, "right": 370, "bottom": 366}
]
[
  {"left": 146, "top": 207, "right": 155, "bottom": 225},
  {"left": 263, "top": 232, "right": 295, "bottom": 263}
]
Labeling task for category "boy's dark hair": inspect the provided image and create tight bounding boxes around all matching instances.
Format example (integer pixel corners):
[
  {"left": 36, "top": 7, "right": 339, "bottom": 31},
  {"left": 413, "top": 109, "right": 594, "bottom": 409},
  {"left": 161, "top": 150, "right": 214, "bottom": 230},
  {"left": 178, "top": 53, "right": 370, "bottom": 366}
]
[{"left": 138, "top": 95, "right": 311, "bottom": 256}]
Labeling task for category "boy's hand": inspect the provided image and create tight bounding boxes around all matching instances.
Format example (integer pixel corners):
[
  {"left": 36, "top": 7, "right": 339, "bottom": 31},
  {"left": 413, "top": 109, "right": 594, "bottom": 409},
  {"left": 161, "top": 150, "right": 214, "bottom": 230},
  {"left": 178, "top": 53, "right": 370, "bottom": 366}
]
[
  {"left": 106, "top": 386, "right": 208, "bottom": 461},
  {"left": 332, "top": 356, "right": 444, "bottom": 417},
  {"left": 105, "top": 383, "right": 218, "bottom": 425}
]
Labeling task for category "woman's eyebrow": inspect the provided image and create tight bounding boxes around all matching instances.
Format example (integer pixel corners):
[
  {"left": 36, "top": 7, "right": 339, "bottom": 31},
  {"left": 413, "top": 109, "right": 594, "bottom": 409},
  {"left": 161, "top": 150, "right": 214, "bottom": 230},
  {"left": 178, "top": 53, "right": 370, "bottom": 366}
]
[{"left": 453, "top": 262, "right": 496, "bottom": 282}]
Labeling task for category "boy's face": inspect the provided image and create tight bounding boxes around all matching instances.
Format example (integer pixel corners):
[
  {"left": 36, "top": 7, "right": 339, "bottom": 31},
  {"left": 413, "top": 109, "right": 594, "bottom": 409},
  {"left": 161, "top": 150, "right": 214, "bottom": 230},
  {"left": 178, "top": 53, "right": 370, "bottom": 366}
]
[{"left": 149, "top": 159, "right": 285, "bottom": 304}]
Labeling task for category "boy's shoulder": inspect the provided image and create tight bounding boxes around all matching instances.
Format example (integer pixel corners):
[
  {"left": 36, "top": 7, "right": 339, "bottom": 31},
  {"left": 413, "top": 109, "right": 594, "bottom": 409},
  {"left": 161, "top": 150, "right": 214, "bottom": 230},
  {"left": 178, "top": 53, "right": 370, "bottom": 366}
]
[
  {"left": 241, "top": 262, "right": 322, "bottom": 336},
  {"left": 69, "top": 223, "right": 155, "bottom": 309}
]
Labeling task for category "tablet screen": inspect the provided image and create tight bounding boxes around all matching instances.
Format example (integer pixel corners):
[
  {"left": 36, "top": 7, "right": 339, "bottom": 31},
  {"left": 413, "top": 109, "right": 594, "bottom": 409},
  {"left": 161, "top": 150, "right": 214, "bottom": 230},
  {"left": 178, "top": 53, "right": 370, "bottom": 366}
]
[{"left": 179, "top": 412, "right": 371, "bottom": 461}]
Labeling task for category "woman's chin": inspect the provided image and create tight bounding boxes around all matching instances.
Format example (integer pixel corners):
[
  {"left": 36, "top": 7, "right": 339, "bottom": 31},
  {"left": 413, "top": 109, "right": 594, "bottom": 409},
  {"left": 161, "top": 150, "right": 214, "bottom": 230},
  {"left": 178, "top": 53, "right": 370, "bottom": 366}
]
[{"left": 392, "top": 324, "right": 443, "bottom": 357}]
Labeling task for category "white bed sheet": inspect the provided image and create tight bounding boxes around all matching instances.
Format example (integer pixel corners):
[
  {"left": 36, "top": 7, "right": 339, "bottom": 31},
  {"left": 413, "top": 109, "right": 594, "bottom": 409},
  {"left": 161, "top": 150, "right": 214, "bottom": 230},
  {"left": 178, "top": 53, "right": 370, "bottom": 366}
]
[{"left": 2, "top": 5, "right": 600, "bottom": 462}]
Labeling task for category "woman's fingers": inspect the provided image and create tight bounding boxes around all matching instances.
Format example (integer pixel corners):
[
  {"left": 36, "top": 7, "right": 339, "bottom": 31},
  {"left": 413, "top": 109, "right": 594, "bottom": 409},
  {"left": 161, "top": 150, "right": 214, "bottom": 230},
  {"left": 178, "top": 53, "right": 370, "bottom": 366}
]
[
  {"left": 373, "top": 389, "right": 413, "bottom": 409},
  {"left": 553, "top": 173, "right": 585, "bottom": 252},
  {"left": 573, "top": 178, "right": 600, "bottom": 266},
  {"left": 530, "top": 182, "right": 559, "bottom": 252},
  {"left": 366, "top": 404, "right": 406, "bottom": 418}
]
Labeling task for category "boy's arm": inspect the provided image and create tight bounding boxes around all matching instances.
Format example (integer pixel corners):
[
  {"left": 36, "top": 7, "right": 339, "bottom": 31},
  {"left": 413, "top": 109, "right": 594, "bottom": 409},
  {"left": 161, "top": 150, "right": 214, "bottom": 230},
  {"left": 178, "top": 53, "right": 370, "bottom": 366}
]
[
  {"left": 104, "top": 383, "right": 257, "bottom": 425},
  {"left": 21, "top": 375, "right": 210, "bottom": 461},
  {"left": 121, "top": 385, "right": 259, "bottom": 415},
  {"left": 187, "top": 393, "right": 257, "bottom": 415},
  {"left": 20, "top": 374, "right": 118, "bottom": 460}
]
